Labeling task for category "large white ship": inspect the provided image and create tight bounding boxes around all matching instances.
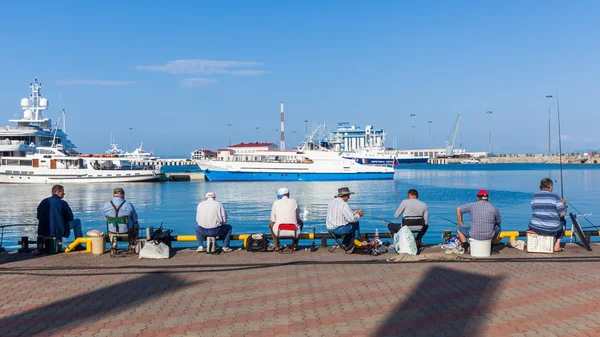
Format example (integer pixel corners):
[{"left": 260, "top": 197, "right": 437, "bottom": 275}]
[
  {"left": 0, "top": 80, "right": 163, "bottom": 183},
  {"left": 195, "top": 130, "right": 394, "bottom": 181}
]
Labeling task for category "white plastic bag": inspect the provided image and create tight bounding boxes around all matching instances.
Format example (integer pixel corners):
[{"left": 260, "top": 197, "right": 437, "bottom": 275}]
[
  {"left": 138, "top": 241, "right": 170, "bottom": 259},
  {"left": 393, "top": 226, "right": 418, "bottom": 255}
]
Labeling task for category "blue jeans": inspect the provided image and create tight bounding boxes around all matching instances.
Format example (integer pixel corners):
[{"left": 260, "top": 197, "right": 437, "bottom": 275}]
[
  {"left": 195, "top": 225, "right": 232, "bottom": 248},
  {"left": 69, "top": 219, "right": 83, "bottom": 238},
  {"left": 330, "top": 222, "right": 360, "bottom": 247}
]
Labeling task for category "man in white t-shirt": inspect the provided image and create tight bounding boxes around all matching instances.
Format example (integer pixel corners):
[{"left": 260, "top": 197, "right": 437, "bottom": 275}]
[{"left": 269, "top": 187, "right": 303, "bottom": 251}]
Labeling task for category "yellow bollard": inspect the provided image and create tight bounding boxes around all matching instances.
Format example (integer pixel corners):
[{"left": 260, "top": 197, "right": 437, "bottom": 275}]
[{"left": 65, "top": 237, "right": 93, "bottom": 253}]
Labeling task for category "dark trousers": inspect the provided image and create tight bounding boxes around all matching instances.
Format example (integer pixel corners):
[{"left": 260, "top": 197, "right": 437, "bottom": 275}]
[{"left": 195, "top": 225, "right": 232, "bottom": 247}]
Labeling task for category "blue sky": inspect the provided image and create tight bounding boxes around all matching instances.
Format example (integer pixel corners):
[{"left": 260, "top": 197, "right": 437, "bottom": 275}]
[{"left": 0, "top": 1, "right": 598, "bottom": 156}]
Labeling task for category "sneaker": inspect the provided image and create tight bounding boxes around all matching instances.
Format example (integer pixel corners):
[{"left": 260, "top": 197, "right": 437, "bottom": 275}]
[
  {"left": 222, "top": 247, "right": 233, "bottom": 253},
  {"left": 344, "top": 245, "right": 355, "bottom": 254},
  {"left": 196, "top": 246, "right": 205, "bottom": 252}
]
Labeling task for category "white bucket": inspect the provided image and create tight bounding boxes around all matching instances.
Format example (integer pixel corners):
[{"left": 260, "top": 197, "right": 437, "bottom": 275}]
[{"left": 469, "top": 238, "right": 492, "bottom": 257}]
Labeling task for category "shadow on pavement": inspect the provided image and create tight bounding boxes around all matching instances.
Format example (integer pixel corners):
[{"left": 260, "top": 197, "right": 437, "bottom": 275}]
[
  {"left": 0, "top": 273, "right": 201, "bottom": 337},
  {"left": 372, "top": 266, "right": 504, "bottom": 337}
]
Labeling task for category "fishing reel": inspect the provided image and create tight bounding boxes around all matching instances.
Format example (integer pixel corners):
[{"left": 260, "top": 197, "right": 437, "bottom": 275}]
[{"left": 442, "top": 230, "right": 453, "bottom": 242}]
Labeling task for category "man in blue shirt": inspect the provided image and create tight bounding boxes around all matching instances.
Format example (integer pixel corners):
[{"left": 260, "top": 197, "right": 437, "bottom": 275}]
[
  {"left": 103, "top": 187, "right": 139, "bottom": 233},
  {"left": 529, "top": 178, "right": 567, "bottom": 252},
  {"left": 37, "top": 184, "right": 82, "bottom": 239}
]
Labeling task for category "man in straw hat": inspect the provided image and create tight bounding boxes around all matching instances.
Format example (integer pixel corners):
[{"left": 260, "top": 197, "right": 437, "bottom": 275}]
[
  {"left": 195, "top": 192, "right": 233, "bottom": 253},
  {"left": 326, "top": 187, "right": 364, "bottom": 252},
  {"left": 456, "top": 189, "right": 502, "bottom": 251}
]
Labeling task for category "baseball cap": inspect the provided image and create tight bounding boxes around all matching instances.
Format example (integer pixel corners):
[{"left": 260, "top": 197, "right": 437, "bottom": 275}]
[
  {"left": 277, "top": 187, "right": 289, "bottom": 195},
  {"left": 477, "top": 189, "right": 489, "bottom": 196},
  {"left": 113, "top": 188, "right": 125, "bottom": 194},
  {"left": 205, "top": 192, "right": 216, "bottom": 198}
]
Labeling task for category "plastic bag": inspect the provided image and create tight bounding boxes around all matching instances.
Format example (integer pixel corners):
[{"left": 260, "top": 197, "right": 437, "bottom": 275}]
[
  {"left": 139, "top": 241, "right": 170, "bottom": 259},
  {"left": 393, "top": 226, "right": 418, "bottom": 255}
]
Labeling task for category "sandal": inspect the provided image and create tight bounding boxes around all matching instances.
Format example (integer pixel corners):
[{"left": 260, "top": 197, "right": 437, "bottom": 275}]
[{"left": 554, "top": 248, "right": 565, "bottom": 252}]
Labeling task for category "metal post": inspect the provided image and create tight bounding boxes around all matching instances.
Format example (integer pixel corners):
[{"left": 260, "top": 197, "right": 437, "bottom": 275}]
[
  {"left": 228, "top": 124, "right": 232, "bottom": 146},
  {"left": 304, "top": 120, "right": 308, "bottom": 137},
  {"left": 410, "top": 114, "right": 416, "bottom": 150},
  {"left": 427, "top": 121, "right": 432, "bottom": 149},
  {"left": 256, "top": 127, "right": 259, "bottom": 142},
  {"left": 486, "top": 111, "right": 492, "bottom": 155},
  {"left": 546, "top": 95, "right": 553, "bottom": 156},
  {"left": 128, "top": 127, "right": 133, "bottom": 153}
]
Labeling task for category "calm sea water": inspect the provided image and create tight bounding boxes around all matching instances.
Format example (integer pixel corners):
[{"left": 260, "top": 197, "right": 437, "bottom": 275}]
[{"left": 2, "top": 164, "right": 600, "bottom": 249}]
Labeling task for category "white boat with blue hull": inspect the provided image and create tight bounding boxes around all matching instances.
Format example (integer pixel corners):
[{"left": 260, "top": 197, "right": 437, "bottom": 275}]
[{"left": 195, "top": 136, "right": 394, "bottom": 182}]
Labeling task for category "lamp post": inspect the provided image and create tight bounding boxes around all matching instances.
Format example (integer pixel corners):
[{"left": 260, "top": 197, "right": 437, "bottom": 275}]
[
  {"left": 128, "top": 127, "right": 133, "bottom": 153},
  {"left": 227, "top": 123, "right": 232, "bottom": 146},
  {"left": 546, "top": 95, "right": 553, "bottom": 156},
  {"left": 256, "top": 127, "right": 259, "bottom": 142},
  {"left": 486, "top": 111, "right": 492, "bottom": 155},
  {"left": 410, "top": 114, "right": 416, "bottom": 150},
  {"left": 275, "top": 129, "right": 279, "bottom": 148},
  {"left": 304, "top": 120, "right": 309, "bottom": 137},
  {"left": 427, "top": 121, "right": 432, "bottom": 149}
]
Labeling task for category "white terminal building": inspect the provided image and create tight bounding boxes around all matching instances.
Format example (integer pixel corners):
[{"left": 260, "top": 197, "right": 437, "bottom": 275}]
[{"left": 329, "top": 122, "right": 386, "bottom": 152}]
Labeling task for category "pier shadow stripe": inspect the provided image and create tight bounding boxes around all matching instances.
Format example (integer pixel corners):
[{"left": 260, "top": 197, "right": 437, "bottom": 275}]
[
  {"left": 0, "top": 274, "right": 202, "bottom": 337},
  {"left": 371, "top": 266, "right": 503, "bottom": 337}
]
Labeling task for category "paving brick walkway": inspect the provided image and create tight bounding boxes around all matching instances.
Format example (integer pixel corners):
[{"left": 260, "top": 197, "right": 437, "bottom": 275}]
[{"left": 1, "top": 243, "right": 600, "bottom": 337}]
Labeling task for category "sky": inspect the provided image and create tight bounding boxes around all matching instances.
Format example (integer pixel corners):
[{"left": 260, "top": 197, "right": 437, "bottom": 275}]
[{"left": 0, "top": 1, "right": 599, "bottom": 156}]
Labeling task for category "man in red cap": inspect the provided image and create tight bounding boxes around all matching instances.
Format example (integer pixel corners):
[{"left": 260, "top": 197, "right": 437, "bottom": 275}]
[{"left": 455, "top": 189, "right": 502, "bottom": 251}]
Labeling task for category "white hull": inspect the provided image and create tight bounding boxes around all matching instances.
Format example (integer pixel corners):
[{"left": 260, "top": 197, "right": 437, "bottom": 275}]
[{"left": 0, "top": 170, "right": 161, "bottom": 184}]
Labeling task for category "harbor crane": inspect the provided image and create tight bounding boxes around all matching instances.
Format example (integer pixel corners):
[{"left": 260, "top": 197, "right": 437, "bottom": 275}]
[{"left": 445, "top": 113, "right": 461, "bottom": 156}]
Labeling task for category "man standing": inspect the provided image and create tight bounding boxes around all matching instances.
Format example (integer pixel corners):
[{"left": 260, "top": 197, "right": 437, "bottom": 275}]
[
  {"left": 103, "top": 187, "right": 139, "bottom": 232},
  {"left": 195, "top": 192, "right": 233, "bottom": 253},
  {"left": 389, "top": 189, "right": 429, "bottom": 240},
  {"left": 326, "top": 187, "right": 364, "bottom": 252},
  {"left": 529, "top": 178, "right": 567, "bottom": 252},
  {"left": 456, "top": 190, "right": 502, "bottom": 250},
  {"left": 269, "top": 187, "right": 304, "bottom": 251},
  {"left": 37, "top": 184, "right": 82, "bottom": 239}
]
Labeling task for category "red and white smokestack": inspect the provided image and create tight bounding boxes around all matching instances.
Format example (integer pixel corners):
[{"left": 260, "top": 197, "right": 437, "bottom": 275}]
[{"left": 280, "top": 101, "right": 285, "bottom": 150}]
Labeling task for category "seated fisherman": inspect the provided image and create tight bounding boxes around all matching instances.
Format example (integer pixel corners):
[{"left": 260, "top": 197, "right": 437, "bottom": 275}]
[
  {"left": 388, "top": 188, "right": 429, "bottom": 238},
  {"left": 326, "top": 187, "right": 364, "bottom": 253},
  {"left": 103, "top": 187, "right": 139, "bottom": 234},
  {"left": 269, "top": 187, "right": 304, "bottom": 251},
  {"left": 529, "top": 178, "right": 567, "bottom": 252},
  {"left": 195, "top": 192, "right": 233, "bottom": 253},
  {"left": 37, "top": 184, "right": 83, "bottom": 240},
  {"left": 456, "top": 189, "right": 502, "bottom": 250}
]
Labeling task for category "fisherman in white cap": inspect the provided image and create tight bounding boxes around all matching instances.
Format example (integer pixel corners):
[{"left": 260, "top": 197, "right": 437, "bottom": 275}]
[
  {"left": 195, "top": 192, "right": 233, "bottom": 252},
  {"left": 269, "top": 187, "right": 303, "bottom": 251}
]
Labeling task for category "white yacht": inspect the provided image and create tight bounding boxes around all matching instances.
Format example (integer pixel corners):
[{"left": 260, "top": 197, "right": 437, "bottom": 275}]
[
  {"left": 0, "top": 80, "right": 163, "bottom": 183},
  {"left": 0, "top": 79, "right": 77, "bottom": 157}
]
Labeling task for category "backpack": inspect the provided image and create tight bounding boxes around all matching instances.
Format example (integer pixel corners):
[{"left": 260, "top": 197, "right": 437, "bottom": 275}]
[{"left": 246, "top": 233, "right": 269, "bottom": 252}]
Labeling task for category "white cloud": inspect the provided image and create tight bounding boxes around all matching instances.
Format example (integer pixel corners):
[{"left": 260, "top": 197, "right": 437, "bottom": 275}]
[
  {"left": 179, "top": 78, "right": 218, "bottom": 88},
  {"left": 55, "top": 79, "right": 138, "bottom": 86},
  {"left": 135, "top": 59, "right": 266, "bottom": 75}
]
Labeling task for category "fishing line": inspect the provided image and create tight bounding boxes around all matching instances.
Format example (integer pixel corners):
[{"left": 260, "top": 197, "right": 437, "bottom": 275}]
[
  {"left": 435, "top": 215, "right": 459, "bottom": 226},
  {"left": 568, "top": 203, "right": 600, "bottom": 231},
  {"left": 363, "top": 216, "right": 393, "bottom": 224}
]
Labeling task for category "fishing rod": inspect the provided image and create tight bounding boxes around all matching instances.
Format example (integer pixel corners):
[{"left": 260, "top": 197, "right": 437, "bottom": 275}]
[
  {"left": 568, "top": 203, "right": 600, "bottom": 231},
  {"left": 556, "top": 91, "right": 565, "bottom": 199},
  {"left": 363, "top": 216, "right": 394, "bottom": 224}
]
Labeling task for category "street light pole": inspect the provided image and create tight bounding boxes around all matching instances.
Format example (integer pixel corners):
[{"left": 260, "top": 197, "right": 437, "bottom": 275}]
[
  {"left": 128, "top": 127, "right": 133, "bottom": 153},
  {"left": 486, "top": 111, "right": 492, "bottom": 155},
  {"left": 427, "top": 121, "right": 432, "bottom": 149},
  {"left": 410, "top": 114, "right": 416, "bottom": 150},
  {"left": 546, "top": 95, "right": 553, "bottom": 156},
  {"left": 228, "top": 124, "right": 232, "bottom": 146},
  {"left": 256, "top": 127, "right": 259, "bottom": 142},
  {"left": 304, "top": 120, "right": 308, "bottom": 138}
]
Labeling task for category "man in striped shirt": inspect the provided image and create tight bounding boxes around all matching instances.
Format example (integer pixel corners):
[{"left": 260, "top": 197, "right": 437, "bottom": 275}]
[
  {"left": 326, "top": 187, "right": 364, "bottom": 252},
  {"left": 456, "top": 190, "right": 502, "bottom": 250},
  {"left": 529, "top": 178, "right": 567, "bottom": 252}
]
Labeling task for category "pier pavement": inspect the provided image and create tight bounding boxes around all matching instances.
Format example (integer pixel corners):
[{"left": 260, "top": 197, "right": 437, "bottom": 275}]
[{"left": 1, "top": 244, "right": 600, "bottom": 337}]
